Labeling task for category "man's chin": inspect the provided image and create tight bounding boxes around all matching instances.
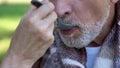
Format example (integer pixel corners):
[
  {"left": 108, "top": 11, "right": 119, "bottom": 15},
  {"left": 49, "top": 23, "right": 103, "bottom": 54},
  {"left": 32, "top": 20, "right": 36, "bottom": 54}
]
[
  {"left": 65, "top": 42, "right": 89, "bottom": 48},
  {"left": 62, "top": 38, "right": 90, "bottom": 48},
  {"left": 58, "top": 32, "right": 92, "bottom": 48}
]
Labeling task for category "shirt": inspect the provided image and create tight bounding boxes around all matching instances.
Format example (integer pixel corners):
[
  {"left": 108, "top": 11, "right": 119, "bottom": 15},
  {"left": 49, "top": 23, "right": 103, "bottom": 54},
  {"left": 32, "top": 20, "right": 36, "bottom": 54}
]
[{"left": 86, "top": 46, "right": 101, "bottom": 68}]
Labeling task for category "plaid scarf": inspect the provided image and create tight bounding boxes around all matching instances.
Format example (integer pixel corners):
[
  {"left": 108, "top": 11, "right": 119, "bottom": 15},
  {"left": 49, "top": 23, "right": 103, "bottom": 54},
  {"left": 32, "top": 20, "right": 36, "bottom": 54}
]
[{"left": 32, "top": 1, "right": 120, "bottom": 68}]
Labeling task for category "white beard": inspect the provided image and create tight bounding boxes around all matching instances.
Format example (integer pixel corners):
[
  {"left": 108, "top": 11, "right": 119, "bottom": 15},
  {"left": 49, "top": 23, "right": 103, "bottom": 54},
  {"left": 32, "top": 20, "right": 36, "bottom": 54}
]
[{"left": 58, "top": 5, "right": 110, "bottom": 48}]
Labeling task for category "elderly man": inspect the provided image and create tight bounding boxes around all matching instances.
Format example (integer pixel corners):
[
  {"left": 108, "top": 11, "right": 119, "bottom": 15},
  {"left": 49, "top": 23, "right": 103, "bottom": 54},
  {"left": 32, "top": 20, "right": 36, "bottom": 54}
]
[{"left": 0, "top": 0, "right": 120, "bottom": 68}]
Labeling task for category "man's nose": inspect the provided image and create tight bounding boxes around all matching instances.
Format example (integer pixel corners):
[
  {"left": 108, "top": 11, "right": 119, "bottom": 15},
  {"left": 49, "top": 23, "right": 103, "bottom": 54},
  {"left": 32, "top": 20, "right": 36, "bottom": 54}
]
[{"left": 55, "top": 2, "right": 72, "bottom": 18}]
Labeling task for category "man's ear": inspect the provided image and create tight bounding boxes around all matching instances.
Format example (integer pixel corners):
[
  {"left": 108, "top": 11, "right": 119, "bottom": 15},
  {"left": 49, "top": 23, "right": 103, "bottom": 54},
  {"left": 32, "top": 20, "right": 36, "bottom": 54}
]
[{"left": 110, "top": 0, "right": 118, "bottom": 4}]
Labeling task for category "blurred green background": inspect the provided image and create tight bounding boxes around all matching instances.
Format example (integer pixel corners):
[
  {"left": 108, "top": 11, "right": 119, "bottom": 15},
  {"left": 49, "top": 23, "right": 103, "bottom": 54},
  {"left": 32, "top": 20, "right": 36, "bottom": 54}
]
[{"left": 0, "top": 0, "right": 30, "bottom": 62}]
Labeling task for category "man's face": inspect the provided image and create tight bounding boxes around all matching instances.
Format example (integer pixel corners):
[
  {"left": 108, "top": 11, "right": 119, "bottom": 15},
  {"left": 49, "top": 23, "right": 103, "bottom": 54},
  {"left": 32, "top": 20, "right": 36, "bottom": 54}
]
[{"left": 50, "top": 0, "right": 110, "bottom": 48}]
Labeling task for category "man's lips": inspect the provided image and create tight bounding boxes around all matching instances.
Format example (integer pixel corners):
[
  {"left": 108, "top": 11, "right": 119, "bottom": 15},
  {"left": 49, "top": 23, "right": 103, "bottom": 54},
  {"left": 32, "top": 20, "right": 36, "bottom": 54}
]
[{"left": 60, "top": 26, "right": 79, "bottom": 35}]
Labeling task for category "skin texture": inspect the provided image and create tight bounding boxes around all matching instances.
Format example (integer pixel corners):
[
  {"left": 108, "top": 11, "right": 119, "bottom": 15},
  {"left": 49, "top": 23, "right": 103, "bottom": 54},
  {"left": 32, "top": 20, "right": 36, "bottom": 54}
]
[
  {"left": 0, "top": 1, "right": 57, "bottom": 68},
  {"left": 52, "top": 0, "right": 117, "bottom": 47},
  {"left": 0, "top": 0, "right": 118, "bottom": 68}
]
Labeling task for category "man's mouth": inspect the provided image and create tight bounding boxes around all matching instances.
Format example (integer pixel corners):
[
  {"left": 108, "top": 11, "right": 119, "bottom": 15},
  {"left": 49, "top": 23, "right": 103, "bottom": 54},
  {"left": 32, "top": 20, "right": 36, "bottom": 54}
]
[
  {"left": 56, "top": 18, "right": 80, "bottom": 35},
  {"left": 60, "top": 26, "right": 79, "bottom": 35}
]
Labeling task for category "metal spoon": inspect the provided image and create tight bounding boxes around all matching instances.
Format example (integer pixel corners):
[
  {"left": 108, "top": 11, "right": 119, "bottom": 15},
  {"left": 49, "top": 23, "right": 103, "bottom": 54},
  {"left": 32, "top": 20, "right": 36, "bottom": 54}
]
[{"left": 31, "top": 0, "right": 42, "bottom": 8}]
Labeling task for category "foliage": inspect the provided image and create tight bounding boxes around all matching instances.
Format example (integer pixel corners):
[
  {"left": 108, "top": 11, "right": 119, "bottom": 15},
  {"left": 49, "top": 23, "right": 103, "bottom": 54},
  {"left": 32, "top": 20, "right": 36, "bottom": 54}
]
[{"left": 0, "top": 3, "right": 29, "bottom": 62}]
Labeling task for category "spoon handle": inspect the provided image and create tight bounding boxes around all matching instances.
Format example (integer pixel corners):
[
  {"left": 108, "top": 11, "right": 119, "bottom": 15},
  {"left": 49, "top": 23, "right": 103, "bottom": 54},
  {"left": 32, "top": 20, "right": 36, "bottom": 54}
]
[{"left": 31, "top": 0, "right": 42, "bottom": 8}]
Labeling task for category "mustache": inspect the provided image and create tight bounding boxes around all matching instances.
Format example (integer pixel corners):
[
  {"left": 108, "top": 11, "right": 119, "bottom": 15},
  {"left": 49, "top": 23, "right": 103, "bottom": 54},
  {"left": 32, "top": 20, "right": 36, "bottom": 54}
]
[{"left": 56, "top": 18, "right": 76, "bottom": 30}]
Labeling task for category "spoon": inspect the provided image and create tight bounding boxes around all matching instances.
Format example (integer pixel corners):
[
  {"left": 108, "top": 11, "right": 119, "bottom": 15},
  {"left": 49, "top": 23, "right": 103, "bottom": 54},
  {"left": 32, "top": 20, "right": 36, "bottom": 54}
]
[{"left": 31, "top": 0, "right": 42, "bottom": 8}]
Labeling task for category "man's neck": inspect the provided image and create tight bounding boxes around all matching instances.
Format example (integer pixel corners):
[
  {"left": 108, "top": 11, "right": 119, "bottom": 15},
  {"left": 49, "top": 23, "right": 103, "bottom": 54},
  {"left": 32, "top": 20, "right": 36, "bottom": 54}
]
[{"left": 88, "top": 42, "right": 101, "bottom": 47}]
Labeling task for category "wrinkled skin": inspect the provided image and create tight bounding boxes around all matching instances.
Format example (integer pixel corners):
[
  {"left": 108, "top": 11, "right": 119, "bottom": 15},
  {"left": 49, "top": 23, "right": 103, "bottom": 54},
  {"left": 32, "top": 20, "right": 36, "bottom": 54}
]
[
  {"left": 0, "top": 1, "right": 57, "bottom": 68},
  {"left": 52, "top": 0, "right": 116, "bottom": 48},
  {"left": 0, "top": 0, "right": 118, "bottom": 68}
]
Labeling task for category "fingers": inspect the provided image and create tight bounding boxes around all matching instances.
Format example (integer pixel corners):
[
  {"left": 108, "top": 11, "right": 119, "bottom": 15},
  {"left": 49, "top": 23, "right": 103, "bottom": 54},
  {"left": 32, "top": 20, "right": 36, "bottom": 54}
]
[
  {"left": 44, "top": 11, "right": 57, "bottom": 30},
  {"left": 33, "top": 2, "right": 55, "bottom": 19},
  {"left": 29, "top": 5, "right": 37, "bottom": 11},
  {"left": 36, "top": 11, "right": 57, "bottom": 32},
  {"left": 44, "top": 12, "right": 57, "bottom": 39},
  {"left": 35, "top": 11, "right": 57, "bottom": 39},
  {"left": 28, "top": 5, "right": 37, "bottom": 12},
  {"left": 43, "top": 11, "right": 57, "bottom": 25}
]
